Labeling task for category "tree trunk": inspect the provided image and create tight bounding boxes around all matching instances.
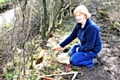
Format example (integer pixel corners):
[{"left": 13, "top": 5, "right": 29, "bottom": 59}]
[{"left": 41, "top": 0, "right": 49, "bottom": 45}]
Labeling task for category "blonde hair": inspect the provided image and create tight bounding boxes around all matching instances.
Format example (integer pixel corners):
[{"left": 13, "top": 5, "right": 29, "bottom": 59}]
[{"left": 74, "top": 5, "right": 91, "bottom": 18}]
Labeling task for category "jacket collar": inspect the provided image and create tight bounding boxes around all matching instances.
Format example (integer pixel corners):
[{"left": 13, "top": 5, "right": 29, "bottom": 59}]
[{"left": 78, "top": 18, "right": 91, "bottom": 30}]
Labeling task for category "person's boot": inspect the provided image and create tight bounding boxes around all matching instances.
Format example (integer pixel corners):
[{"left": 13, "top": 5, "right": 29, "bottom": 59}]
[{"left": 92, "top": 56, "right": 104, "bottom": 65}]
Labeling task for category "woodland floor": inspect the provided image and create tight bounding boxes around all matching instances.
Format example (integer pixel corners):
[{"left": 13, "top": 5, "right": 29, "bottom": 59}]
[{"left": 39, "top": 2, "right": 120, "bottom": 80}]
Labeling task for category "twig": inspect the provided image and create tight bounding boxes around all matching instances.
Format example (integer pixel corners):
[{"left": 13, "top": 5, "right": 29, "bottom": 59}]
[
  {"left": 40, "top": 77, "right": 54, "bottom": 80},
  {"left": 71, "top": 72, "right": 78, "bottom": 80},
  {"left": 40, "top": 72, "right": 79, "bottom": 78}
]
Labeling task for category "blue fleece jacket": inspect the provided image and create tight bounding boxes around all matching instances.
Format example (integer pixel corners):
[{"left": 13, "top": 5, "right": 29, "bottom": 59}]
[{"left": 60, "top": 18, "right": 102, "bottom": 53}]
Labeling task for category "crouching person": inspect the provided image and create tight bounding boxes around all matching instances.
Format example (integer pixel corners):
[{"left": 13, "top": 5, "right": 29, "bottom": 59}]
[{"left": 54, "top": 5, "right": 102, "bottom": 71}]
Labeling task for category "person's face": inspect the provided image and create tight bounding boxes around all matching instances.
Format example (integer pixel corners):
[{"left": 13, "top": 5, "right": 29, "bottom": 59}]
[{"left": 75, "top": 13, "right": 86, "bottom": 24}]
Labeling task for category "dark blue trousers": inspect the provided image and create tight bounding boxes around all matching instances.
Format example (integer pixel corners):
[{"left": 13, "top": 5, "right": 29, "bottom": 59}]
[{"left": 68, "top": 43, "right": 97, "bottom": 68}]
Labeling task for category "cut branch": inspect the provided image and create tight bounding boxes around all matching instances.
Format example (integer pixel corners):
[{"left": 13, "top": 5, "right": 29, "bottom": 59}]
[{"left": 39, "top": 71, "right": 79, "bottom": 80}]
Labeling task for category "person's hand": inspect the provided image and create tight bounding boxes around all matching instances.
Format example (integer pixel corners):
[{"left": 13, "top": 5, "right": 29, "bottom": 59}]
[{"left": 53, "top": 45, "right": 62, "bottom": 51}]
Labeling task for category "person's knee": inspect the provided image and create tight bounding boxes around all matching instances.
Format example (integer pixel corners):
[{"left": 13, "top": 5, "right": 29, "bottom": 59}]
[{"left": 70, "top": 58, "right": 78, "bottom": 66}]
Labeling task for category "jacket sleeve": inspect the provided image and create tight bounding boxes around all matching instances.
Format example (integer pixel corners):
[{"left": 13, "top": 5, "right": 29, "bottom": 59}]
[
  {"left": 78, "top": 25, "right": 98, "bottom": 52},
  {"left": 60, "top": 24, "right": 78, "bottom": 47}
]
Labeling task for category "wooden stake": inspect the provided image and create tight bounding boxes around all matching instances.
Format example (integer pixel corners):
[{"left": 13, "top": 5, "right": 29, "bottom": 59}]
[{"left": 36, "top": 48, "right": 46, "bottom": 64}]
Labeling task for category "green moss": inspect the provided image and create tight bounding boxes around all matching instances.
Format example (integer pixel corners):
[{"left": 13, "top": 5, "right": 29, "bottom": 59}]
[
  {"left": 113, "top": 21, "right": 120, "bottom": 27},
  {"left": 0, "top": 0, "right": 5, "bottom": 3},
  {"left": 5, "top": 72, "right": 14, "bottom": 79},
  {"left": 98, "top": 10, "right": 104, "bottom": 19},
  {"left": 0, "top": 0, "right": 10, "bottom": 4}
]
